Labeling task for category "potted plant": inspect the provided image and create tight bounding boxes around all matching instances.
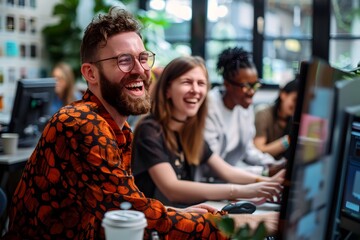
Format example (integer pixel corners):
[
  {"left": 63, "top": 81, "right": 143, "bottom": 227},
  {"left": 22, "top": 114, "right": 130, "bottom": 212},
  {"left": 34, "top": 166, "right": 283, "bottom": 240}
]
[{"left": 215, "top": 215, "right": 268, "bottom": 240}]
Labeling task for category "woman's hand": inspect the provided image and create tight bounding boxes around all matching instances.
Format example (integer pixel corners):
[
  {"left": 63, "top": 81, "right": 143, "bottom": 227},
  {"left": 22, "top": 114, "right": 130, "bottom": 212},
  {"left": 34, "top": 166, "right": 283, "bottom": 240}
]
[
  {"left": 256, "top": 162, "right": 286, "bottom": 184},
  {"left": 268, "top": 158, "right": 287, "bottom": 177},
  {"left": 269, "top": 168, "right": 286, "bottom": 183},
  {"left": 238, "top": 181, "right": 282, "bottom": 201}
]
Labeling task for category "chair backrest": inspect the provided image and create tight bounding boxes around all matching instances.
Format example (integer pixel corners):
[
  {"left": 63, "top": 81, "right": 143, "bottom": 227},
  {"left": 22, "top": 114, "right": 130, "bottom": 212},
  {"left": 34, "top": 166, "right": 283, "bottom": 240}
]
[{"left": 0, "top": 188, "right": 7, "bottom": 217}]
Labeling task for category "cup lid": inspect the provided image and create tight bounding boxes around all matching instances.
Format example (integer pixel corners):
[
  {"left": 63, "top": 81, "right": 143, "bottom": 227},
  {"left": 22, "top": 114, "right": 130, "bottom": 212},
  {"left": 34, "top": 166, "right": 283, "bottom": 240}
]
[
  {"left": 1, "top": 133, "right": 19, "bottom": 138},
  {"left": 102, "top": 210, "right": 147, "bottom": 228}
]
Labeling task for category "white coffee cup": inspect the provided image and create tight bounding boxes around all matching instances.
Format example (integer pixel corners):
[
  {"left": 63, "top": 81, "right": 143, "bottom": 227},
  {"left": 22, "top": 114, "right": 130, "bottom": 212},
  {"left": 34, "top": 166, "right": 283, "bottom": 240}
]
[
  {"left": 102, "top": 210, "right": 147, "bottom": 240},
  {"left": 1, "top": 133, "right": 19, "bottom": 155}
]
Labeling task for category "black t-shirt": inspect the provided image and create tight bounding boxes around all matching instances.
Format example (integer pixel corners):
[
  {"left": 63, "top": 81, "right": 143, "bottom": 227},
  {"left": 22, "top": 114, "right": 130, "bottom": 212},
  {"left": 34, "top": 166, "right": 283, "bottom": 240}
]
[{"left": 131, "top": 115, "right": 212, "bottom": 207}]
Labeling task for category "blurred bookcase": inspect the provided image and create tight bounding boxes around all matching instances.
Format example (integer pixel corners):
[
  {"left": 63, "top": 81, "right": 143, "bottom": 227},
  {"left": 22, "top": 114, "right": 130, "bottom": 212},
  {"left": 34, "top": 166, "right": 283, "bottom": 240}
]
[{"left": 0, "top": 0, "right": 58, "bottom": 122}]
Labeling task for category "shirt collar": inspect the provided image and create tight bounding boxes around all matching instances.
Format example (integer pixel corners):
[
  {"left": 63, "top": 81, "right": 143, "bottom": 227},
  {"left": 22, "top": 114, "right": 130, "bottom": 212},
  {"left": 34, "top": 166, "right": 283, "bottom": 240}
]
[{"left": 82, "top": 89, "right": 133, "bottom": 147}]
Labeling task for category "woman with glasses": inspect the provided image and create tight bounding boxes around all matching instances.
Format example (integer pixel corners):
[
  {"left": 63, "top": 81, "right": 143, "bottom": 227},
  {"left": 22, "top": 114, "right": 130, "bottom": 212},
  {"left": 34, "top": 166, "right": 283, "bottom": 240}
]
[
  {"left": 198, "top": 47, "right": 286, "bottom": 183},
  {"left": 254, "top": 78, "right": 298, "bottom": 160},
  {"left": 131, "top": 55, "right": 284, "bottom": 207}
]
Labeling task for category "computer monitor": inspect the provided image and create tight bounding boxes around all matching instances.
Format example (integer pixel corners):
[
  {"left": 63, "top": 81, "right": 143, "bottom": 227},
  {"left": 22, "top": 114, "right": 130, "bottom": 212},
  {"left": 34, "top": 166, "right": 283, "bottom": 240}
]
[
  {"left": 8, "top": 78, "right": 56, "bottom": 147},
  {"left": 277, "top": 58, "right": 355, "bottom": 240},
  {"left": 337, "top": 106, "right": 360, "bottom": 237},
  {"left": 326, "top": 75, "right": 360, "bottom": 240}
]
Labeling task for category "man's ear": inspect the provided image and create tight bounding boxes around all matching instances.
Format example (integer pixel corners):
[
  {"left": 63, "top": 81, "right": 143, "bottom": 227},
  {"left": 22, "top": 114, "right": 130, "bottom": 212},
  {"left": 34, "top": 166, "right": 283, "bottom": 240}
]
[{"left": 81, "top": 63, "right": 98, "bottom": 85}]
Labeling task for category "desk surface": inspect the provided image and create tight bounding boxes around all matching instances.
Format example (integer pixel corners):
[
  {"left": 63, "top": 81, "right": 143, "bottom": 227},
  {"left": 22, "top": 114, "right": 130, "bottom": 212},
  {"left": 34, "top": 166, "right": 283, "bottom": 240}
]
[
  {"left": 0, "top": 147, "right": 34, "bottom": 165},
  {"left": 0, "top": 147, "right": 33, "bottom": 191}
]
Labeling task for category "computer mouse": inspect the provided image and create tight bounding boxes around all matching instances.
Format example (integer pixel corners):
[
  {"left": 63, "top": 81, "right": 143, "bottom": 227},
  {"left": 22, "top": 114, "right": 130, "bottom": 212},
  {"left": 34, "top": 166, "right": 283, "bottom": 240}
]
[{"left": 221, "top": 200, "right": 257, "bottom": 214}]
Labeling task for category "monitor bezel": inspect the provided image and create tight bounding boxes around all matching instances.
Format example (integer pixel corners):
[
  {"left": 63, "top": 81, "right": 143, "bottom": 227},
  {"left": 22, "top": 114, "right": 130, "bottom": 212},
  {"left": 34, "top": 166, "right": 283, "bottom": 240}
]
[
  {"left": 338, "top": 108, "right": 360, "bottom": 236},
  {"left": 277, "top": 58, "right": 356, "bottom": 240},
  {"left": 8, "top": 77, "right": 56, "bottom": 146}
]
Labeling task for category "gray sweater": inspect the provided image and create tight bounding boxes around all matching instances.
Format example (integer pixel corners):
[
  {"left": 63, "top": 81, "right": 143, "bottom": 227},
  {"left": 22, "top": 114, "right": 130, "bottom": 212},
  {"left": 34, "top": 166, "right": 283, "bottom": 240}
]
[{"left": 200, "top": 86, "right": 276, "bottom": 177}]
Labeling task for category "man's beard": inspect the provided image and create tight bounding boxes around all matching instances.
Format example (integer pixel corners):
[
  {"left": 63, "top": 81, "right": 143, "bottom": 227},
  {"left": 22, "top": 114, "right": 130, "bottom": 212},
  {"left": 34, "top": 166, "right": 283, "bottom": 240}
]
[{"left": 99, "top": 70, "right": 151, "bottom": 116}]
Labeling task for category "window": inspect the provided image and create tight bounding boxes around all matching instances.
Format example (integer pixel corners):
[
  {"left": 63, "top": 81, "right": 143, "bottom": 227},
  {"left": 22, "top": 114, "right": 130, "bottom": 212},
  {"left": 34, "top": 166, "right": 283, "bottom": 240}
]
[
  {"left": 206, "top": 0, "right": 254, "bottom": 84},
  {"left": 146, "top": 0, "right": 192, "bottom": 66},
  {"left": 142, "top": 0, "right": 358, "bottom": 86},
  {"left": 330, "top": 0, "right": 360, "bottom": 70},
  {"left": 263, "top": 0, "right": 312, "bottom": 85}
]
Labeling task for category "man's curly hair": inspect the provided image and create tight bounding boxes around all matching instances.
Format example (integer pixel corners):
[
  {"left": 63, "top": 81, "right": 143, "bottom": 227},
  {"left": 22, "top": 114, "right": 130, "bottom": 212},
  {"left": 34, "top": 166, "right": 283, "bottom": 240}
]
[{"left": 80, "top": 7, "right": 142, "bottom": 64}]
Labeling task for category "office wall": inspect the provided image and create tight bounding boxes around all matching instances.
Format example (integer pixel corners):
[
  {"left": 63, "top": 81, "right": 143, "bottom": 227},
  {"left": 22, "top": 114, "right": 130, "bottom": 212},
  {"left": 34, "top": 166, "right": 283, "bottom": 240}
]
[{"left": 0, "top": 0, "right": 59, "bottom": 120}]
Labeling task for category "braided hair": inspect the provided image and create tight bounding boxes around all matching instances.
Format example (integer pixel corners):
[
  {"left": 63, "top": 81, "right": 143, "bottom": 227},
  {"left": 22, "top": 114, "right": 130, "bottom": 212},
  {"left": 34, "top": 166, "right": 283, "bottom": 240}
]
[{"left": 216, "top": 47, "right": 256, "bottom": 82}]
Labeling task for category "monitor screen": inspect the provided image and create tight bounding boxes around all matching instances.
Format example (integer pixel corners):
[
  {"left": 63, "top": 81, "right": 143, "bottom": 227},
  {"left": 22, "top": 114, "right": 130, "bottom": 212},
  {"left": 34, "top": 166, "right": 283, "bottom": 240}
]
[
  {"left": 8, "top": 78, "right": 56, "bottom": 147},
  {"left": 339, "top": 107, "right": 360, "bottom": 236},
  {"left": 277, "top": 58, "right": 353, "bottom": 240}
]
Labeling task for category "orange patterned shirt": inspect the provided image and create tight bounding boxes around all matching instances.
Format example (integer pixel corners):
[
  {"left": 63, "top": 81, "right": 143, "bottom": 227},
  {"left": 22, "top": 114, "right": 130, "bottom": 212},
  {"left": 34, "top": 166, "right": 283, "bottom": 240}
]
[{"left": 4, "top": 90, "right": 227, "bottom": 240}]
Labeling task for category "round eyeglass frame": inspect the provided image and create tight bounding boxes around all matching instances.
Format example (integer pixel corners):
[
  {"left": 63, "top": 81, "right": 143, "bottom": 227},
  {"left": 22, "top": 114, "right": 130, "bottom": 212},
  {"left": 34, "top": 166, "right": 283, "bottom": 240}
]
[
  {"left": 90, "top": 50, "right": 156, "bottom": 73},
  {"left": 226, "top": 79, "right": 262, "bottom": 92}
]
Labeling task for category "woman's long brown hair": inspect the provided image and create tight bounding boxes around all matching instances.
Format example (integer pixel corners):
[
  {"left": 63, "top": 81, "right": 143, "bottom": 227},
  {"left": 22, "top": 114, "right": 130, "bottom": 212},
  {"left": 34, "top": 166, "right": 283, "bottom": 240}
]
[
  {"left": 151, "top": 56, "right": 210, "bottom": 165},
  {"left": 52, "top": 62, "right": 77, "bottom": 105}
]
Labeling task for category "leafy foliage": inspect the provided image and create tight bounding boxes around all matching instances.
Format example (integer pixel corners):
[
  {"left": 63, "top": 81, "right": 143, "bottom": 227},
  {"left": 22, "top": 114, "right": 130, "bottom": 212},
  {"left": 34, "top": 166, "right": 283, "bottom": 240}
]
[
  {"left": 42, "top": 0, "right": 175, "bottom": 78},
  {"left": 42, "top": 0, "right": 82, "bottom": 75},
  {"left": 331, "top": 0, "right": 360, "bottom": 32},
  {"left": 136, "top": 9, "right": 180, "bottom": 66},
  {"left": 215, "top": 215, "right": 267, "bottom": 240}
]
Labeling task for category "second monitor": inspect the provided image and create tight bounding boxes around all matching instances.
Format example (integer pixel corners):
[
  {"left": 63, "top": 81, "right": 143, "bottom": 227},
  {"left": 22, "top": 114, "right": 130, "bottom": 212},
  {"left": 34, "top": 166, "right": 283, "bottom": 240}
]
[
  {"left": 277, "top": 58, "right": 359, "bottom": 240},
  {"left": 8, "top": 78, "right": 56, "bottom": 148}
]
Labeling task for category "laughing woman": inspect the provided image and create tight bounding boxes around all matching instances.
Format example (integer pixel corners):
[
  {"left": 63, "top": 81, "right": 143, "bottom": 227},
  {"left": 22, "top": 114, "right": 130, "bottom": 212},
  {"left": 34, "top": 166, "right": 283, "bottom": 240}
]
[{"left": 131, "top": 56, "right": 285, "bottom": 207}]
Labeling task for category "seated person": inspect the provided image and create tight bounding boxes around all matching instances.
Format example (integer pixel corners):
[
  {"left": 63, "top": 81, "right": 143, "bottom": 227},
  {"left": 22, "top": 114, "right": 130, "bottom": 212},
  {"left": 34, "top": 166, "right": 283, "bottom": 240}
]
[
  {"left": 51, "top": 62, "right": 83, "bottom": 114},
  {"left": 2, "top": 8, "right": 279, "bottom": 239},
  {"left": 254, "top": 78, "right": 298, "bottom": 160},
  {"left": 200, "top": 47, "right": 285, "bottom": 181},
  {"left": 132, "top": 56, "right": 284, "bottom": 207}
]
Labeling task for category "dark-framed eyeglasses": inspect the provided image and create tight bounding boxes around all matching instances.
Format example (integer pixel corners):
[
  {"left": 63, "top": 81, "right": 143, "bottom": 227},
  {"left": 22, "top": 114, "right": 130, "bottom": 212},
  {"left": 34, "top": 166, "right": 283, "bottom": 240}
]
[
  {"left": 226, "top": 79, "right": 262, "bottom": 92},
  {"left": 90, "top": 50, "right": 155, "bottom": 73}
]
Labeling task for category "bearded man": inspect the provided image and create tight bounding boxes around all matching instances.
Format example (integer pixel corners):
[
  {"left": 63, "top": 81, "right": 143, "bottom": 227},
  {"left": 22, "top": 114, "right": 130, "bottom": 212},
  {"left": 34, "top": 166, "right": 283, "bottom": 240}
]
[{"left": 3, "top": 7, "right": 279, "bottom": 240}]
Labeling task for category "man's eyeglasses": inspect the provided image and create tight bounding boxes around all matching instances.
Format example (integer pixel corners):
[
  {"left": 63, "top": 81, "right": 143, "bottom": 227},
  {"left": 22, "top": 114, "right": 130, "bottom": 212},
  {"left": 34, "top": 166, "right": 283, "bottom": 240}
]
[
  {"left": 226, "top": 79, "right": 262, "bottom": 92},
  {"left": 90, "top": 50, "right": 155, "bottom": 73}
]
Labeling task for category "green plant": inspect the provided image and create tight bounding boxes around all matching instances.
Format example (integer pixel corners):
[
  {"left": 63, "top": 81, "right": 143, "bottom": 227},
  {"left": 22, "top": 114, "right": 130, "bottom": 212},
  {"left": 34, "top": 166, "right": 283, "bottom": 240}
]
[
  {"left": 42, "top": 0, "right": 82, "bottom": 77},
  {"left": 331, "top": 0, "right": 360, "bottom": 32},
  {"left": 42, "top": 0, "right": 176, "bottom": 79},
  {"left": 215, "top": 215, "right": 267, "bottom": 240},
  {"left": 352, "top": 60, "right": 360, "bottom": 75},
  {"left": 136, "top": 9, "right": 180, "bottom": 66}
]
